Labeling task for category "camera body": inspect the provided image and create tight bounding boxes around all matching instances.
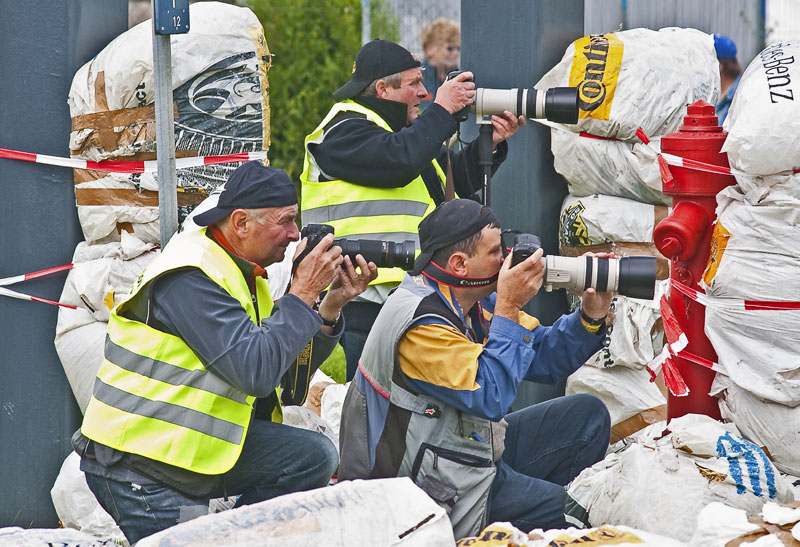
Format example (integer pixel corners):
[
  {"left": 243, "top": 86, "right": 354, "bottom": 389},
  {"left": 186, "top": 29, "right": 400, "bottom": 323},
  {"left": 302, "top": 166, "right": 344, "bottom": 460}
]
[
  {"left": 445, "top": 70, "right": 580, "bottom": 125},
  {"left": 298, "top": 224, "right": 416, "bottom": 271},
  {"left": 510, "top": 233, "right": 656, "bottom": 300}
]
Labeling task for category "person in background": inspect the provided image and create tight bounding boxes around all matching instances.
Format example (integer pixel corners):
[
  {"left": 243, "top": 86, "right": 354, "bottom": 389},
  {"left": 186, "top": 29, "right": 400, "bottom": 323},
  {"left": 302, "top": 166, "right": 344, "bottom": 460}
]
[
  {"left": 420, "top": 18, "right": 461, "bottom": 110},
  {"left": 300, "top": 39, "right": 525, "bottom": 382},
  {"left": 714, "top": 34, "right": 742, "bottom": 125},
  {"left": 73, "top": 162, "right": 377, "bottom": 544}
]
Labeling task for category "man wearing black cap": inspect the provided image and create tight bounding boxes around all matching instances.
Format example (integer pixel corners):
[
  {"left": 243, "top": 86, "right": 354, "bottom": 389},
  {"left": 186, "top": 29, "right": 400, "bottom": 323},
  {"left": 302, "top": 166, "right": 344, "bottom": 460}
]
[
  {"left": 339, "top": 199, "right": 612, "bottom": 539},
  {"left": 74, "top": 161, "right": 377, "bottom": 544},
  {"left": 301, "top": 39, "right": 526, "bottom": 382}
]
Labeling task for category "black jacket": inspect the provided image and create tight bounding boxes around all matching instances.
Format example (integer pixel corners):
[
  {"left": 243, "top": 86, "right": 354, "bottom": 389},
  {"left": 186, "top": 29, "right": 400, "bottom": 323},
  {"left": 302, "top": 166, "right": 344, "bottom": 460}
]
[{"left": 308, "top": 96, "right": 508, "bottom": 204}]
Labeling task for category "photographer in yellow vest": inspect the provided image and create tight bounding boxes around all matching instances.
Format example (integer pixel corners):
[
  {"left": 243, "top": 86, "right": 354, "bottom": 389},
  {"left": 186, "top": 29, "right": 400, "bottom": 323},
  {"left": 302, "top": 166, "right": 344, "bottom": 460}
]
[
  {"left": 301, "top": 39, "right": 526, "bottom": 380},
  {"left": 74, "top": 161, "right": 377, "bottom": 544}
]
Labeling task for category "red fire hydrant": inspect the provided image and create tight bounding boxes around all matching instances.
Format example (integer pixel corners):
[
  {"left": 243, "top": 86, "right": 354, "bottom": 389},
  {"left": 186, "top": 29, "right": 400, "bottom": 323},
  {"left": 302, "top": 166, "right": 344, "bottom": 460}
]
[{"left": 653, "top": 101, "right": 736, "bottom": 422}]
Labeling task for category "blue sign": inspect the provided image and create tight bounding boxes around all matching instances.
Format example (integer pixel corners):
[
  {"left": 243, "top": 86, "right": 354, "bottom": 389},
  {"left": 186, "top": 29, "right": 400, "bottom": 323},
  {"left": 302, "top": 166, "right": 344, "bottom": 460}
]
[{"left": 154, "top": 0, "right": 190, "bottom": 35}]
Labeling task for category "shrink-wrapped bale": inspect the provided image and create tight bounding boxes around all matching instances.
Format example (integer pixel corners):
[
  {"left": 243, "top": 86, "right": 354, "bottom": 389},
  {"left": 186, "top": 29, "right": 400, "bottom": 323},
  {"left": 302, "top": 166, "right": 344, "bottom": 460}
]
[
  {"left": 701, "top": 179, "right": 800, "bottom": 406},
  {"left": 54, "top": 233, "right": 158, "bottom": 412},
  {"left": 136, "top": 478, "right": 455, "bottom": 546},
  {"left": 537, "top": 28, "right": 718, "bottom": 204},
  {"left": 566, "top": 414, "right": 794, "bottom": 542},
  {"left": 68, "top": 1, "right": 270, "bottom": 244},
  {"left": 456, "top": 522, "right": 685, "bottom": 546},
  {"left": 714, "top": 374, "right": 800, "bottom": 477},
  {"left": 690, "top": 501, "right": 800, "bottom": 546},
  {"left": 723, "top": 41, "right": 800, "bottom": 185}
]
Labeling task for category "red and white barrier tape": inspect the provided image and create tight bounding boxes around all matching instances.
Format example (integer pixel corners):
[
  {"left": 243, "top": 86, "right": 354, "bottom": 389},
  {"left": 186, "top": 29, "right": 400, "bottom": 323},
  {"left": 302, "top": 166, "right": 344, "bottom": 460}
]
[
  {"left": 0, "top": 263, "right": 76, "bottom": 309},
  {"left": 0, "top": 147, "right": 267, "bottom": 174}
]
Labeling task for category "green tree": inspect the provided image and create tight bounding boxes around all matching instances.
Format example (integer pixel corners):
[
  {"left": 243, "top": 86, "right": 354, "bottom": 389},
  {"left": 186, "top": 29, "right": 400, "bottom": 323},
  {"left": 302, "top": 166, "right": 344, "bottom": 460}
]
[{"left": 245, "top": 0, "right": 399, "bottom": 188}]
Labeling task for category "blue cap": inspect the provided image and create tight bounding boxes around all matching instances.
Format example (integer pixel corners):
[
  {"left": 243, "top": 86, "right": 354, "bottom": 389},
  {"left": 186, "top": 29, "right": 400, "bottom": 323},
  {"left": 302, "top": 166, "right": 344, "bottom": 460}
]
[
  {"left": 714, "top": 34, "right": 737, "bottom": 60},
  {"left": 193, "top": 162, "right": 297, "bottom": 227}
]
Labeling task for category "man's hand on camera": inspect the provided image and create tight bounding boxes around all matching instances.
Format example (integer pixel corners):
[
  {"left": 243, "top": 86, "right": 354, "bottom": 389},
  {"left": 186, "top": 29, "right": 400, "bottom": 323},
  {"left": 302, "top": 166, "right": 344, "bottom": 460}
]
[
  {"left": 494, "top": 248, "right": 544, "bottom": 321},
  {"left": 318, "top": 254, "right": 378, "bottom": 325},
  {"left": 434, "top": 70, "right": 476, "bottom": 115},
  {"left": 289, "top": 233, "right": 343, "bottom": 307},
  {"left": 492, "top": 110, "right": 526, "bottom": 148},
  {"left": 579, "top": 251, "right": 616, "bottom": 320}
]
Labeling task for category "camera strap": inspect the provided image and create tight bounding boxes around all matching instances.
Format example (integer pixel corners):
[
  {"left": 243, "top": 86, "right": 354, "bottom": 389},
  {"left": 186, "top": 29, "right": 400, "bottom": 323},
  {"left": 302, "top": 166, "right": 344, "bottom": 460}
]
[
  {"left": 444, "top": 144, "right": 455, "bottom": 202},
  {"left": 421, "top": 261, "right": 498, "bottom": 288}
]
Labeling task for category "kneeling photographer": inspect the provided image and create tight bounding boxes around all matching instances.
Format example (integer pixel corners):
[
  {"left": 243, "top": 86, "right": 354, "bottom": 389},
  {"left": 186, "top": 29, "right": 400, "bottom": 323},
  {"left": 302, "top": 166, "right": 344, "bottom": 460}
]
[{"left": 338, "top": 199, "right": 617, "bottom": 539}]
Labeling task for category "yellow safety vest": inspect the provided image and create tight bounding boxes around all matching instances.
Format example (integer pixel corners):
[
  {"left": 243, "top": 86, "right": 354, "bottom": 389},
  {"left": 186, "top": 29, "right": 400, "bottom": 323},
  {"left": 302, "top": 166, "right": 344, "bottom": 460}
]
[
  {"left": 81, "top": 229, "right": 275, "bottom": 475},
  {"left": 300, "top": 100, "right": 446, "bottom": 285}
]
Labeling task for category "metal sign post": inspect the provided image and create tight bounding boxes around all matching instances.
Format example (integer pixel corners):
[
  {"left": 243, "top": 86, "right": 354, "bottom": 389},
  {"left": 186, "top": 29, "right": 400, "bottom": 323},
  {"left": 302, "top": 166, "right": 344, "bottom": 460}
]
[{"left": 151, "top": 0, "right": 189, "bottom": 247}]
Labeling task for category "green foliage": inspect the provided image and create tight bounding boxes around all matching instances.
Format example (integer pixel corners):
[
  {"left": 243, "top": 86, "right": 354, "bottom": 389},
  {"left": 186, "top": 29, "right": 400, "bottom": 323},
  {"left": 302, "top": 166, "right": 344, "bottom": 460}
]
[
  {"left": 245, "top": 0, "right": 399, "bottom": 186},
  {"left": 319, "top": 343, "right": 347, "bottom": 384}
]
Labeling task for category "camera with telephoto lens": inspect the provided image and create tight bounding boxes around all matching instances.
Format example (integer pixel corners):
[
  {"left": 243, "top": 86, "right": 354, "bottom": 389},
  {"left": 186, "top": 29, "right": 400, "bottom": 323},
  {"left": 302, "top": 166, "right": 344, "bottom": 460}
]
[
  {"left": 510, "top": 233, "right": 656, "bottom": 300},
  {"left": 446, "top": 70, "right": 580, "bottom": 125},
  {"left": 297, "top": 223, "right": 416, "bottom": 271}
]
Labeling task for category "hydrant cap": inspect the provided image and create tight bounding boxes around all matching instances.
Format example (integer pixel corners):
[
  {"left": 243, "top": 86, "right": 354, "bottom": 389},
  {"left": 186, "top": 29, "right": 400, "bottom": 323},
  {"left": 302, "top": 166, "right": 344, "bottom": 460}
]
[{"left": 680, "top": 101, "right": 723, "bottom": 132}]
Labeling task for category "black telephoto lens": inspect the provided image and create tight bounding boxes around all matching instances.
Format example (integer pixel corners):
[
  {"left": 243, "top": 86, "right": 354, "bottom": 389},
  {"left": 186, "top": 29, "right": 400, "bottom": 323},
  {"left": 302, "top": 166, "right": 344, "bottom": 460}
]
[
  {"left": 335, "top": 239, "right": 416, "bottom": 270},
  {"left": 544, "top": 87, "right": 579, "bottom": 125},
  {"left": 617, "top": 256, "right": 657, "bottom": 300}
]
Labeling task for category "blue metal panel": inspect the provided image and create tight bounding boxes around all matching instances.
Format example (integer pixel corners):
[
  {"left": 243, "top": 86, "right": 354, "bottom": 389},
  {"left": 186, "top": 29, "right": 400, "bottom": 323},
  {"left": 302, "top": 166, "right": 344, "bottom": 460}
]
[
  {"left": 154, "top": 0, "right": 190, "bottom": 35},
  {"left": 0, "top": 0, "right": 128, "bottom": 527},
  {"left": 461, "top": 0, "right": 584, "bottom": 407}
]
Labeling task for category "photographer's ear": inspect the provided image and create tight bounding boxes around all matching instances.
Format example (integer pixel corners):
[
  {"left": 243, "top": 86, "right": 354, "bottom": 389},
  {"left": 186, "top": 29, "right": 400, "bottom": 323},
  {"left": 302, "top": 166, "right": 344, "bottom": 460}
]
[
  {"left": 229, "top": 209, "right": 250, "bottom": 237},
  {"left": 447, "top": 251, "right": 469, "bottom": 276},
  {"left": 375, "top": 79, "right": 389, "bottom": 99}
]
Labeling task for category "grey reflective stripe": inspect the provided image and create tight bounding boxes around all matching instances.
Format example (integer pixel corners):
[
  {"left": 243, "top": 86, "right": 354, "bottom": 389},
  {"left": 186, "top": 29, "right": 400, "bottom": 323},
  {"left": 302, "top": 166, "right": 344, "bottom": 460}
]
[
  {"left": 303, "top": 200, "right": 429, "bottom": 223},
  {"left": 105, "top": 336, "right": 248, "bottom": 405},
  {"left": 93, "top": 378, "right": 245, "bottom": 445},
  {"left": 345, "top": 232, "right": 420, "bottom": 247}
]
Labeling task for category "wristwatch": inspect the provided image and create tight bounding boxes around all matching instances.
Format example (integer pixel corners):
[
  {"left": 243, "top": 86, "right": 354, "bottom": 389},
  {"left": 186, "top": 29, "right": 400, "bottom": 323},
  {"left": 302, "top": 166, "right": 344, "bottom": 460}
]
[{"left": 319, "top": 311, "right": 341, "bottom": 328}]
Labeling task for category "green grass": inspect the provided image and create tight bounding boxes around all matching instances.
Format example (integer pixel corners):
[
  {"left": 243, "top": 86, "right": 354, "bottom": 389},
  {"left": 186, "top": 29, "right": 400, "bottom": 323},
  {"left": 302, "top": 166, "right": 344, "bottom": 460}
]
[{"left": 319, "top": 344, "right": 347, "bottom": 384}]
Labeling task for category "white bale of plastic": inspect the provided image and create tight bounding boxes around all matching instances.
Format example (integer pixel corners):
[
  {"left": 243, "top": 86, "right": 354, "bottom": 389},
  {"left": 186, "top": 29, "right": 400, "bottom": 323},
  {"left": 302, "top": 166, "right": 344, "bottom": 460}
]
[
  {"left": 281, "top": 406, "right": 339, "bottom": 456},
  {"left": 551, "top": 129, "right": 670, "bottom": 205},
  {"left": 68, "top": 1, "right": 271, "bottom": 244},
  {"left": 54, "top": 232, "right": 158, "bottom": 412},
  {"left": 537, "top": 28, "right": 717, "bottom": 204},
  {"left": 320, "top": 382, "right": 349, "bottom": 437},
  {"left": 690, "top": 501, "right": 800, "bottom": 546},
  {"left": 137, "top": 477, "right": 455, "bottom": 547},
  {"left": 722, "top": 41, "right": 800, "bottom": 183},
  {"left": 566, "top": 364, "right": 665, "bottom": 440},
  {"left": 0, "top": 527, "right": 112, "bottom": 547},
  {"left": 537, "top": 28, "right": 718, "bottom": 141},
  {"left": 567, "top": 414, "right": 795, "bottom": 542},
  {"left": 457, "top": 522, "right": 686, "bottom": 546},
  {"left": 50, "top": 452, "right": 128, "bottom": 546},
  {"left": 713, "top": 373, "right": 800, "bottom": 477},
  {"left": 701, "top": 180, "right": 800, "bottom": 406}
]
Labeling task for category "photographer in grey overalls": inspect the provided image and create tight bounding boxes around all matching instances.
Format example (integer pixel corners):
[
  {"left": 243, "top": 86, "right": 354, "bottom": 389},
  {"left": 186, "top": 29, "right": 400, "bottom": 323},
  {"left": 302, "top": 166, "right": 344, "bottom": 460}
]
[{"left": 338, "top": 199, "right": 612, "bottom": 538}]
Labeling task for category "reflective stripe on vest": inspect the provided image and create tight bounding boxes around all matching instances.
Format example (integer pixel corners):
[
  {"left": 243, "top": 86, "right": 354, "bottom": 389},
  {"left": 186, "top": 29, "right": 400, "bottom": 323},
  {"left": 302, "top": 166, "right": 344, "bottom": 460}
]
[
  {"left": 300, "top": 100, "right": 445, "bottom": 285},
  {"left": 81, "top": 229, "right": 273, "bottom": 475}
]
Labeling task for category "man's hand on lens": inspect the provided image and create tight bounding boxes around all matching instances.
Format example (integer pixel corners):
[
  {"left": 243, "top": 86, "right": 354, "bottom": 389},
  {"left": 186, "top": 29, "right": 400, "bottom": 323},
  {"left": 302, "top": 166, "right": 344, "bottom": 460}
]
[
  {"left": 492, "top": 110, "right": 526, "bottom": 147},
  {"left": 319, "top": 254, "right": 378, "bottom": 322},
  {"left": 579, "top": 251, "right": 616, "bottom": 320},
  {"left": 494, "top": 248, "right": 544, "bottom": 321},
  {"left": 435, "top": 70, "right": 476, "bottom": 114},
  {"left": 289, "top": 233, "right": 343, "bottom": 307}
]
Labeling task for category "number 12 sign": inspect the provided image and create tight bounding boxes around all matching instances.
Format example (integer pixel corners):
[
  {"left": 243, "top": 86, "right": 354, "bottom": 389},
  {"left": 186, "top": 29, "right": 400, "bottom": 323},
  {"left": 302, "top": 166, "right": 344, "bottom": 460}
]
[{"left": 153, "top": 0, "right": 190, "bottom": 35}]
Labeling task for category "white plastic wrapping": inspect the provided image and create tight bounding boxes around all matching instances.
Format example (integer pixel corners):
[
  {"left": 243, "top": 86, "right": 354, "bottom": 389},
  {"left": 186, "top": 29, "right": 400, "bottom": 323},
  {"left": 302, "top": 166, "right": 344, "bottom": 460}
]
[
  {"left": 567, "top": 414, "right": 794, "bottom": 542},
  {"left": 538, "top": 27, "right": 717, "bottom": 204},
  {"left": 50, "top": 452, "right": 128, "bottom": 546},
  {"left": 54, "top": 233, "right": 158, "bottom": 412},
  {"left": 136, "top": 477, "right": 455, "bottom": 547},
  {"left": 701, "top": 181, "right": 800, "bottom": 405},
  {"left": 714, "top": 373, "right": 800, "bottom": 477},
  {"left": 458, "top": 522, "right": 685, "bottom": 546},
  {"left": 68, "top": 1, "right": 270, "bottom": 244},
  {"left": 690, "top": 501, "right": 800, "bottom": 546},
  {"left": 723, "top": 41, "right": 800, "bottom": 180}
]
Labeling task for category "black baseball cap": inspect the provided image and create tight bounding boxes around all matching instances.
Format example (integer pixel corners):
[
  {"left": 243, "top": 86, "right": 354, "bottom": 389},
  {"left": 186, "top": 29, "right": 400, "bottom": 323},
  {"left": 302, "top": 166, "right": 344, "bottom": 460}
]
[
  {"left": 410, "top": 199, "right": 499, "bottom": 275},
  {"left": 193, "top": 161, "right": 298, "bottom": 227},
  {"left": 334, "top": 39, "right": 421, "bottom": 99}
]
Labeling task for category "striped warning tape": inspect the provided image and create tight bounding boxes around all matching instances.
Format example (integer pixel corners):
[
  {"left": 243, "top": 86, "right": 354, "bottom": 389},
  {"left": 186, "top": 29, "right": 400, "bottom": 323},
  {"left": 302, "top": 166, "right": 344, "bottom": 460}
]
[
  {"left": 0, "top": 263, "right": 76, "bottom": 309},
  {"left": 0, "top": 147, "right": 267, "bottom": 174}
]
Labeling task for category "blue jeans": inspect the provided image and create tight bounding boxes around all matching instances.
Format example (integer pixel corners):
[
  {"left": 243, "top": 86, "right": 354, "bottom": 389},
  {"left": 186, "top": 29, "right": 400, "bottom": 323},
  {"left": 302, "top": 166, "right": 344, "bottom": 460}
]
[
  {"left": 340, "top": 301, "right": 382, "bottom": 381},
  {"left": 84, "top": 419, "right": 338, "bottom": 544},
  {"left": 488, "top": 394, "right": 610, "bottom": 532}
]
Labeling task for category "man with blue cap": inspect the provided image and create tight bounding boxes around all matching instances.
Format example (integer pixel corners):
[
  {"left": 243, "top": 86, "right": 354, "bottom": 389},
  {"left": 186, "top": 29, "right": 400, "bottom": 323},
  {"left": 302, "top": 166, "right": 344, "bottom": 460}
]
[
  {"left": 714, "top": 34, "right": 742, "bottom": 124},
  {"left": 73, "top": 161, "right": 377, "bottom": 544}
]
